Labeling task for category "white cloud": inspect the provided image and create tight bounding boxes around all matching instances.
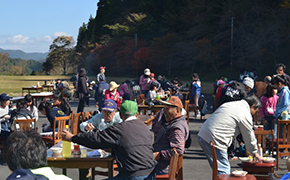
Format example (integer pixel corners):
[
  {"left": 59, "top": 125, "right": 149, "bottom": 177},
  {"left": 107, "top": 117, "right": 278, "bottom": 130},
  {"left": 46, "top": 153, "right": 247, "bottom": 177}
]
[
  {"left": 7, "top": 35, "right": 30, "bottom": 44},
  {"left": 53, "top": 32, "right": 71, "bottom": 37}
]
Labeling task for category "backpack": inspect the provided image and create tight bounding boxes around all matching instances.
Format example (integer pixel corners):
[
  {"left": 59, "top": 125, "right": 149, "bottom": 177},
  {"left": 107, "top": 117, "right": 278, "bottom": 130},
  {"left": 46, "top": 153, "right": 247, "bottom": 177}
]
[
  {"left": 198, "top": 95, "right": 208, "bottom": 116},
  {"left": 219, "top": 81, "right": 247, "bottom": 105}
]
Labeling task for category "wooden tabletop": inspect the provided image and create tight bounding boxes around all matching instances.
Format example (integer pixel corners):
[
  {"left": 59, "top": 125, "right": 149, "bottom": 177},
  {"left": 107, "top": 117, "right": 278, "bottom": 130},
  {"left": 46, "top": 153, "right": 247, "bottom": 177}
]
[{"left": 219, "top": 174, "right": 257, "bottom": 180}]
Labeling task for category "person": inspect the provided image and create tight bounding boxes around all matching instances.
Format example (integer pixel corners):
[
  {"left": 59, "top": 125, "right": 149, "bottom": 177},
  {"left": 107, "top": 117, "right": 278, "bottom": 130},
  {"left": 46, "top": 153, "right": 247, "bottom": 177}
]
[
  {"left": 139, "top": 68, "right": 151, "bottom": 97},
  {"left": 168, "top": 85, "right": 182, "bottom": 100},
  {"left": 147, "top": 82, "right": 158, "bottom": 102},
  {"left": 198, "top": 94, "right": 262, "bottom": 174},
  {"left": 259, "top": 84, "right": 278, "bottom": 130},
  {"left": 0, "top": 93, "right": 11, "bottom": 137},
  {"left": 10, "top": 99, "right": 33, "bottom": 131},
  {"left": 278, "top": 158, "right": 290, "bottom": 180},
  {"left": 149, "top": 73, "right": 161, "bottom": 90},
  {"left": 242, "top": 77, "right": 254, "bottom": 93},
  {"left": 118, "top": 80, "right": 131, "bottom": 97},
  {"left": 96, "top": 66, "right": 106, "bottom": 84},
  {"left": 153, "top": 96, "right": 189, "bottom": 175},
  {"left": 55, "top": 79, "right": 63, "bottom": 88},
  {"left": 264, "top": 76, "right": 272, "bottom": 84},
  {"left": 275, "top": 63, "right": 290, "bottom": 87},
  {"left": 77, "top": 68, "right": 89, "bottom": 112},
  {"left": 52, "top": 90, "right": 71, "bottom": 116},
  {"left": 215, "top": 80, "right": 225, "bottom": 100},
  {"left": 62, "top": 100, "right": 156, "bottom": 180},
  {"left": 70, "top": 72, "right": 78, "bottom": 89},
  {"left": 219, "top": 80, "right": 248, "bottom": 106},
  {"left": 95, "top": 78, "right": 109, "bottom": 111},
  {"left": 24, "top": 94, "right": 39, "bottom": 122},
  {"left": 191, "top": 73, "right": 201, "bottom": 105},
  {"left": 38, "top": 102, "right": 67, "bottom": 132},
  {"left": 104, "top": 81, "right": 122, "bottom": 107},
  {"left": 79, "top": 99, "right": 122, "bottom": 132},
  {"left": 6, "top": 131, "right": 72, "bottom": 180}
]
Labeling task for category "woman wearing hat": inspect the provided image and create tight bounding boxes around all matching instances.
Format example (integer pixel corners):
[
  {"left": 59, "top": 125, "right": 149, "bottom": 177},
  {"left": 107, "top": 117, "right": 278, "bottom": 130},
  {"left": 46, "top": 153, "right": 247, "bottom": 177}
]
[{"left": 104, "top": 81, "right": 122, "bottom": 107}]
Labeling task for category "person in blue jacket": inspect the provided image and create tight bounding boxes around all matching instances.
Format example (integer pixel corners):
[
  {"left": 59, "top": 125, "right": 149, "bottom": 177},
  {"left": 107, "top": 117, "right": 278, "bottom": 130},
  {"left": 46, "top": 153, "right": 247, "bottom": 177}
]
[{"left": 273, "top": 75, "right": 290, "bottom": 138}]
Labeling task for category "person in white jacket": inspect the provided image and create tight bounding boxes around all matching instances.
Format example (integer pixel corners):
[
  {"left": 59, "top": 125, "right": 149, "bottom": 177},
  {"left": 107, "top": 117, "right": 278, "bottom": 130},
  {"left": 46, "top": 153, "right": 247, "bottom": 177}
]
[{"left": 198, "top": 94, "right": 262, "bottom": 174}]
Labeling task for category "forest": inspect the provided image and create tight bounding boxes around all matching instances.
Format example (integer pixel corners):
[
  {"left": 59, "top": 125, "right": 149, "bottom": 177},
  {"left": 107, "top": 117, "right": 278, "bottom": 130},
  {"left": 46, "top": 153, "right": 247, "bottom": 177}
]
[{"left": 45, "top": 0, "right": 290, "bottom": 80}]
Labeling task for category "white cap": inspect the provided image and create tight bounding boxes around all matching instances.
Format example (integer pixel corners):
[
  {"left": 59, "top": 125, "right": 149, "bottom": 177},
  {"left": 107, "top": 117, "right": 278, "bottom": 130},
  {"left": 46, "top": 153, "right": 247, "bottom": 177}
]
[
  {"left": 243, "top": 77, "right": 254, "bottom": 89},
  {"left": 144, "top": 68, "right": 151, "bottom": 76}
]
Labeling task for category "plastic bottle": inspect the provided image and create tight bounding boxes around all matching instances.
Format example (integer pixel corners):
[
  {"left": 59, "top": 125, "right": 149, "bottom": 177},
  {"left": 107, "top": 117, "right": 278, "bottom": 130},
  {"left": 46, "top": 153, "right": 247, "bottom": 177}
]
[
  {"left": 258, "top": 144, "right": 263, "bottom": 159},
  {"left": 98, "top": 119, "right": 107, "bottom": 131},
  {"left": 62, "top": 125, "right": 71, "bottom": 157}
]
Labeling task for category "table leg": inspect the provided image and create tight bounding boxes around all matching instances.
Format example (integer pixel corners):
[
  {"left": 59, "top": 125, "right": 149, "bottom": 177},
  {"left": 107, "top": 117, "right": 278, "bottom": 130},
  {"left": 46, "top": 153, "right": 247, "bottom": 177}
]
[
  {"left": 22, "top": 89, "right": 24, "bottom": 96},
  {"left": 62, "top": 168, "right": 67, "bottom": 175}
]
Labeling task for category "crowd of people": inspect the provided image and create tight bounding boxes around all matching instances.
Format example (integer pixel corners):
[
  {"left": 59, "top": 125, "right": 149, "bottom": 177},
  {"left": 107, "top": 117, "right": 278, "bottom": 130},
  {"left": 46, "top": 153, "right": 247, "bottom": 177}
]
[{"left": 2, "top": 63, "right": 290, "bottom": 179}]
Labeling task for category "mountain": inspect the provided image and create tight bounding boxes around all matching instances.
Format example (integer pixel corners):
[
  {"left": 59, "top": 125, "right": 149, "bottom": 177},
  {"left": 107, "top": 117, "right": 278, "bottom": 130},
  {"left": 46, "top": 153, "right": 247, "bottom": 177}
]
[{"left": 0, "top": 48, "right": 48, "bottom": 62}]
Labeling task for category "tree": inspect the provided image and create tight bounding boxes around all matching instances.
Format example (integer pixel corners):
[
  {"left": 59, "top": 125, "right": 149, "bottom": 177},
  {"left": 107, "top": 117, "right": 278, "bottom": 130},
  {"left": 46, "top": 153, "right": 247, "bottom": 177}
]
[
  {"left": 47, "top": 36, "right": 75, "bottom": 75},
  {"left": 0, "top": 52, "right": 9, "bottom": 73}
]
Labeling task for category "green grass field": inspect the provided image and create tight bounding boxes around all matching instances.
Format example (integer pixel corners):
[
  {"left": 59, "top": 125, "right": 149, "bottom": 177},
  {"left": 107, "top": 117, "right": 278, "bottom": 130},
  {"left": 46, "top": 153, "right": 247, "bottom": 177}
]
[{"left": 0, "top": 75, "right": 214, "bottom": 96}]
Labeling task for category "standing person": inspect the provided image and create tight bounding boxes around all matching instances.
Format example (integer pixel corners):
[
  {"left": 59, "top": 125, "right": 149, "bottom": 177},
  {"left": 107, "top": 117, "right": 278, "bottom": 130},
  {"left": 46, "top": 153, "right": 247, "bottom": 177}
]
[
  {"left": 104, "top": 81, "right": 122, "bottom": 107},
  {"left": 0, "top": 93, "right": 11, "bottom": 137},
  {"left": 198, "top": 94, "right": 262, "bottom": 174},
  {"left": 191, "top": 73, "right": 201, "bottom": 105},
  {"left": 242, "top": 77, "right": 254, "bottom": 93},
  {"left": 77, "top": 68, "right": 89, "bottom": 113},
  {"left": 216, "top": 80, "right": 225, "bottom": 100},
  {"left": 96, "top": 66, "right": 106, "bottom": 84},
  {"left": 153, "top": 96, "right": 189, "bottom": 175},
  {"left": 275, "top": 63, "right": 290, "bottom": 87},
  {"left": 95, "top": 79, "right": 109, "bottom": 111},
  {"left": 62, "top": 100, "right": 156, "bottom": 180},
  {"left": 259, "top": 84, "right": 278, "bottom": 130},
  {"left": 24, "top": 94, "right": 39, "bottom": 122},
  {"left": 139, "top": 68, "right": 151, "bottom": 97}
]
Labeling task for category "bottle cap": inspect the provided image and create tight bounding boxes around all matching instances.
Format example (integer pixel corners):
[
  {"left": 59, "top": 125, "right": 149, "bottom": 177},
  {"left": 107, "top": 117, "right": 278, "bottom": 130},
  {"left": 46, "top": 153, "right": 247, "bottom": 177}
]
[{"left": 65, "top": 125, "right": 69, "bottom": 128}]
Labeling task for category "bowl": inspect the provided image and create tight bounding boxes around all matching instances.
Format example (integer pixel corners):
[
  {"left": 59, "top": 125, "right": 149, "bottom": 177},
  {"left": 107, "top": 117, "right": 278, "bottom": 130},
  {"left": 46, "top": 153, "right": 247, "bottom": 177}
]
[
  {"left": 50, "top": 147, "right": 62, "bottom": 154},
  {"left": 239, "top": 157, "right": 252, "bottom": 162},
  {"left": 232, "top": 170, "right": 248, "bottom": 177},
  {"left": 262, "top": 157, "right": 275, "bottom": 163}
]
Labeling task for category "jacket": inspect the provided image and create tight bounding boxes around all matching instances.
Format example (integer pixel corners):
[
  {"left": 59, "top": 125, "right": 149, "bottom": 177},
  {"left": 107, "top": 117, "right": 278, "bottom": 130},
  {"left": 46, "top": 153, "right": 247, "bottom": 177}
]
[
  {"left": 259, "top": 95, "right": 279, "bottom": 119},
  {"left": 77, "top": 68, "right": 89, "bottom": 98},
  {"left": 198, "top": 100, "right": 258, "bottom": 155},
  {"left": 104, "top": 90, "right": 122, "bottom": 106},
  {"left": 72, "top": 116, "right": 156, "bottom": 178},
  {"left": 139, "top": 75, "right": 150, "bottom": 91},
  {"left": 6, "top": 169, "right": 48, "bottom": 180},
  {"left": 274, "top": 86, "right": 290, "bottom": 118}
]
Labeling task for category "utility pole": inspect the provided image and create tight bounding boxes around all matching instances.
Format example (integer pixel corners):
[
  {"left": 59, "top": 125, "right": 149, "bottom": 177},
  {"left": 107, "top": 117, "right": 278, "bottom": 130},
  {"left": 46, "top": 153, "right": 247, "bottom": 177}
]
[
  {"left": 135, "top": 33, "right": 138, "bottom": 51},
  {"left": 230, "top": 17, "right": 234, "bottom": 80}
]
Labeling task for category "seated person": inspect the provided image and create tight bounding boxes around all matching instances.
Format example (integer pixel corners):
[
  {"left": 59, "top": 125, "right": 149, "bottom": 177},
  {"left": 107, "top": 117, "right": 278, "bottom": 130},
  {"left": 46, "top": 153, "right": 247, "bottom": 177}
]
[
  {"left": 168, "top": 85, "right": 182, "bottom": 100},
  {"left": 38, "top": 102, "right": 67, "bottom": 132},
  {"left": 10, "top": 99, "right": 33, "bottom": 131},
  {"left": 55, "top": 79, "right": 63, "bottom": 88},
  {"left": 104, "top": 81, "right": 122, "bottom": 107},
  {"left": 6, "top": 131, "right": 71, "bottom": 180},
  {"left": 52, "top": 90, "right": 71, "bottom": 116},
  {"left": 0, "top": 93, "right": 11, "bottom": 137},
  {"left": 146, "top": 82, "right": 162, "bottom": 107},
  {"left": 80, "top": 99, "right": 122, "bottom": 132},
  {"left": 24, "top": 94, "right": 39, "bottom": 122},
  {"left": 153, "top": 97, "right": 189, "bottom": 175}
]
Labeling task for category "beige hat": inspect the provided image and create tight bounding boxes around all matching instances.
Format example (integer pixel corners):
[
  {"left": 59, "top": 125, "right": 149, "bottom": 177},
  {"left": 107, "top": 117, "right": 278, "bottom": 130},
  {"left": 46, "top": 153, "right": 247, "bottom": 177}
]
[
  {"left": 144, "top": 68, "right": 151, "bottom": 76},
  {"left": 109, "top": 81, "right": 119, "bottom": 91}
]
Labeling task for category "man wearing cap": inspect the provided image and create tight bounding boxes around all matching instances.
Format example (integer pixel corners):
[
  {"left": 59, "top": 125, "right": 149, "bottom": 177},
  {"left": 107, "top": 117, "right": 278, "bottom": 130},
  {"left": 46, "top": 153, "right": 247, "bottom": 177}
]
[
  {"left": 242, "top": 77, "right": 254, "bottom": 93},
  {"left": 79, "top": 99, "right": 122, "bottom": 132},
  {"left": 153, "top": 96, "right": 189, "bottom": 175},
  {"left": 0, "top": 93, "right": 11, "bottom": 137},
  {"left": 62, "top": 100, "right": 156, "bottom": 180},
  {"left": 139, "top": 68, "right": 151, "bottom": 97},
  {"left": 96, "top": 66, "right": 106, "bottom": 84}
]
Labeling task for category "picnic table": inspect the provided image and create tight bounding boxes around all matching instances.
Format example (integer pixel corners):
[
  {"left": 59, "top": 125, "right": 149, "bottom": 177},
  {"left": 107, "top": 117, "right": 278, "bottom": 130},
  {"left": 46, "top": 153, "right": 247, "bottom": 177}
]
[
  {"left": 22, "top": 86, "right": 43, "bottom": 96},
  {"left": 31, "top": 92, "right": 53, "bottom": 106},
  {"left": 42, "top": 84, "right": 54, "bottom": 92},
  {"left": 47, "top": 141, "right": 115, "bottom": 180}
]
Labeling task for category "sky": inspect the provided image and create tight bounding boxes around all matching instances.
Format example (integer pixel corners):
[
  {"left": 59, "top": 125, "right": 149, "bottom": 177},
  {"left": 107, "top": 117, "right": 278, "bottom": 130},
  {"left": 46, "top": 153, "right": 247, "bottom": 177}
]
[{"left": 0, "top": 0, "right": 99, "bottom": 53}]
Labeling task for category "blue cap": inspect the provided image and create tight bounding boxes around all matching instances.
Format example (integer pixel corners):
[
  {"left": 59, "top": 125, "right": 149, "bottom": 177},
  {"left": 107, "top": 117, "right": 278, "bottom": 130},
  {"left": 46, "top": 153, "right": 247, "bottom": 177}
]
[
  {"left": 102, "top": 99, "right": 117, "bottom": 112},
  {"left": 0, "top": 93, "right": 10, "bottom": 101}
]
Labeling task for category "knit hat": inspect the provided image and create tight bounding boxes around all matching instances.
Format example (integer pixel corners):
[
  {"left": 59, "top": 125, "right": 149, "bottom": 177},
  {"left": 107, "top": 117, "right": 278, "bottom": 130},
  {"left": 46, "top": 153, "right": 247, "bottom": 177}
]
[
  {"left": 160, "top": 96, "right": 183, "bottom": 109},
  {"left": 120, "top": 100, "right": 138, "bottom": 116},
  {"left": 109, "top": 81, "right": 119, "bottom": 91},
  {"left": 243, "top": 77, "right": 254, "bottom": 89},
  {"left": 102, "top": 99, "right": 117, "bottom": 112}
]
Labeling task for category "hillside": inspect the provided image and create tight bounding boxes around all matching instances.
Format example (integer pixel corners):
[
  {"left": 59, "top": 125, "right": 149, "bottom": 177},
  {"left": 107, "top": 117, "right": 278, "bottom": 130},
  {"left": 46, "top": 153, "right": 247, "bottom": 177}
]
[{"left": 0, "top": 48, "right": 48, "bottom": 62}]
